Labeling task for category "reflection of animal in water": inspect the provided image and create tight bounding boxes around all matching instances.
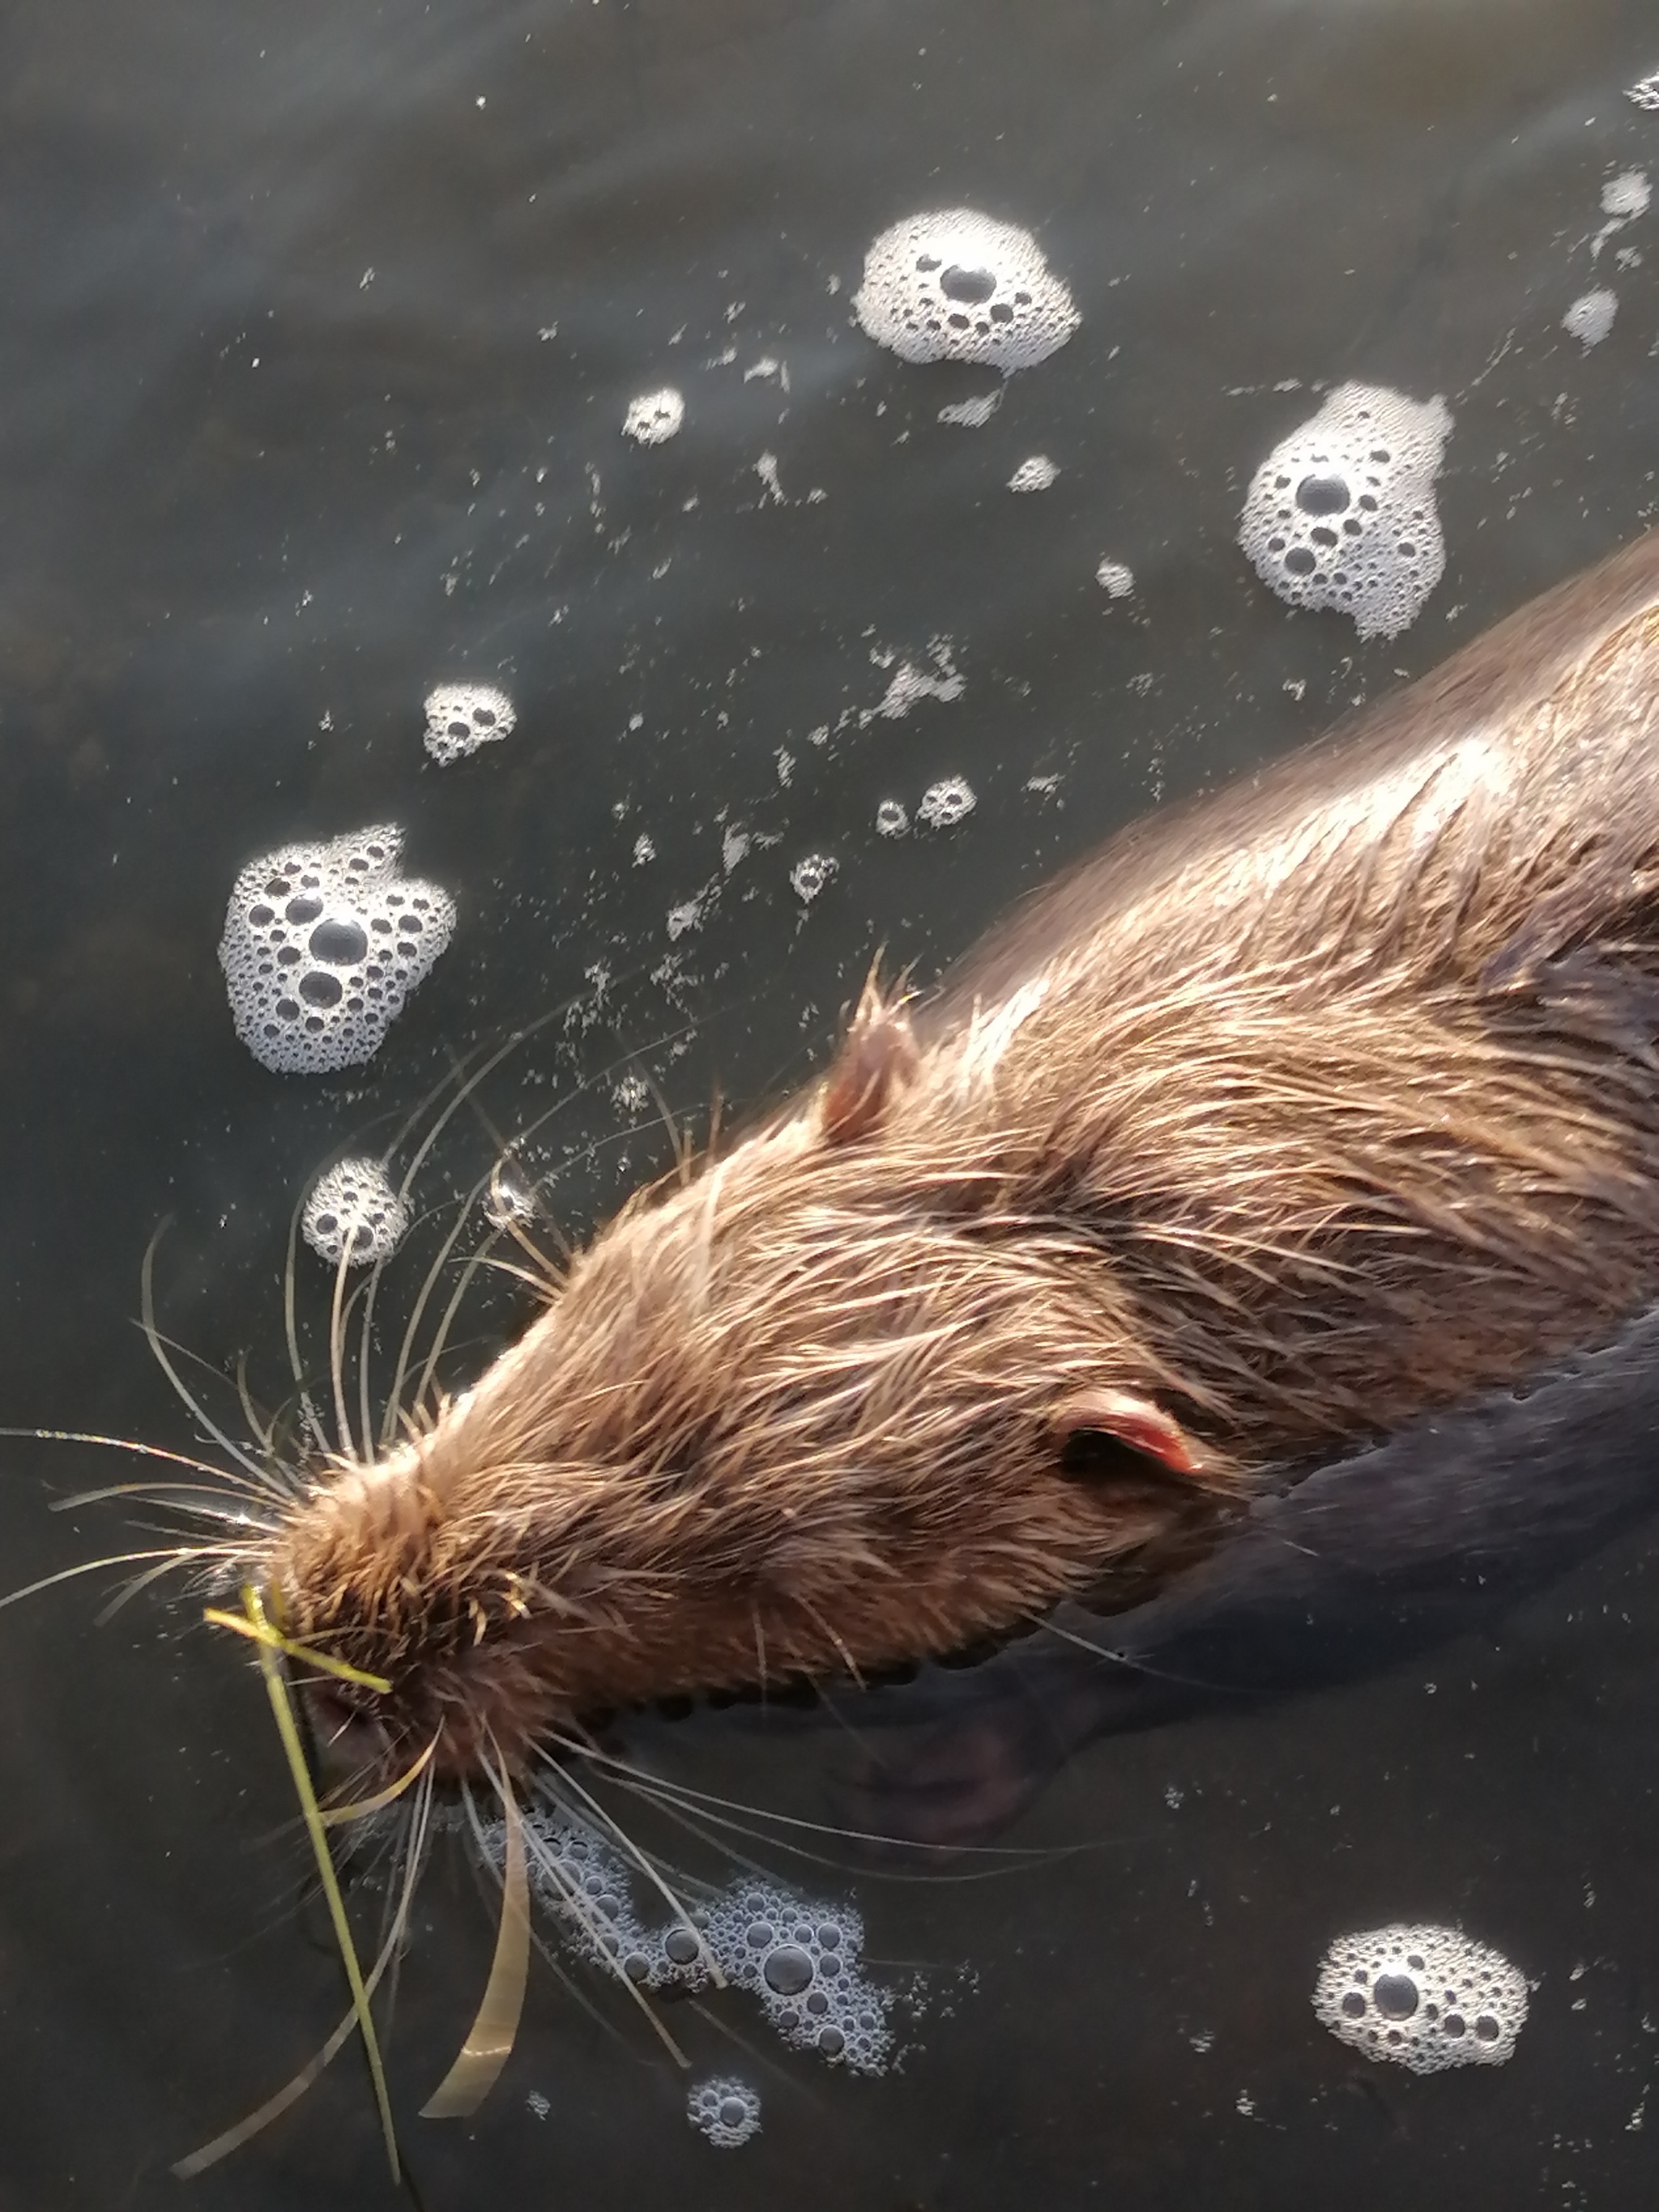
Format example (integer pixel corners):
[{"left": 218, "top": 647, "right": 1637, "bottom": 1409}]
[
  {"left": 27, "top": 531, "right": 1659, "bottom": 2163},
  {"left": 825, "top": 1302, "right": 1659, "bottom": 1848}
]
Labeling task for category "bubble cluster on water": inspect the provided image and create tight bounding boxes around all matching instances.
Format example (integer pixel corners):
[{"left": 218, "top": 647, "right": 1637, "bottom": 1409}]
[
  {"left": 938, "top": 389, "right": 1003, "bottom": 428},
  {"left": 1312, "top": 1924, "right": 1528, "bottom": 2073},
  {"left": 1563, "top": 288, "right": 1618, "bottom": 351},
  {"left": 301, "top": 1157, "right": 409, "bottom": 1266},
  {"left": 1239, "top": 383, "right": 1452, "bottom": 640},
  {"left": 791, "top": 853, "right": 838, "bottom": 904},
  {"left": 1095, "top": 558, "right": 1135, "bottom": 599},
  {"left": 1007, "top": 454, "right": 1058, "bottom": 492},
  {"left": 686, "top": 2078, "right": 761, "bottom": 2149},
  {"left": 219, "top": 825, "right": 456, "bottom": 1075},
  {"left": 1601, "top": 169, "right": 1651, "bottom": 219},
  {"left": 488, "top": 1814, "right": 897, "bottom": 2073},
  {"left": 624, "top": 386, "right": 685, "bottom": 445},
  {"left": 423, "top": 683, "right": 516, "bottom": 765},
  {"left": 854, "top": 208, "right": 1079, "bottom": 372},
  {"left": 875, "top": 799, "right": 910, "bottom": 837},
  {"left": 918, "top": 776, "right": 976, "bottom": 830},
  {"left": 1630, "top": 72, "right": 1659, "bottom": 112},
  {"left": 702, "top": 1882, "right": 894, "bottom": 2070}
]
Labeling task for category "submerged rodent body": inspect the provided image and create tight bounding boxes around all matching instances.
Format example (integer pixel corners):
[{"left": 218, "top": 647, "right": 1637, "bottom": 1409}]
[{"left": 269, "top": 531, "right": 1659, "bottom": 1782}]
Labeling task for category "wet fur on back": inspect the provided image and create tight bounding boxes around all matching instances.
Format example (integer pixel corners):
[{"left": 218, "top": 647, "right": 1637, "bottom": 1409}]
[{"left": 263, "top": 532, "right": 1659, "bottom": 1778}]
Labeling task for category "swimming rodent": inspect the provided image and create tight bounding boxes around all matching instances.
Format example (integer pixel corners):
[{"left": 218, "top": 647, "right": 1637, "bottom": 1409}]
[{"left": 264, "top": 528, "right": 1659, "bottom": 1788}]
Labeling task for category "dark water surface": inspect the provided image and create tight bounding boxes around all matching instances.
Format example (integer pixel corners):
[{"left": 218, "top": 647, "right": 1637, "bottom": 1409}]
[{"left": 6, "top": 0, "right": 1659, "bottom": 2204}]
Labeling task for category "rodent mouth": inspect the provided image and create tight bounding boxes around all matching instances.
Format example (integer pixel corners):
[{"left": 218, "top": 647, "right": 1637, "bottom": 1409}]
[{"left": 304, "top": 1684, "right": 395, "bottom": 1795}]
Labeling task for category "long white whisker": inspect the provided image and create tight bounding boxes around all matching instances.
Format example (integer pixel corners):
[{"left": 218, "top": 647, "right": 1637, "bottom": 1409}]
[
  {"left": 555, "top": 1732, "right": 1067, "bottom": 1871},
  {"left": 52, "top": 1482, "right": 276, "bottom": 1532},
  {"left": 2, "top": 1427, "right": 277, "bottom": 1506},
  {"left": 140, "top": 1230, "right": 275, "bottom": 1490},
  {"left": 0, "top": 1545, "right": 238, "bottom": 1615}
]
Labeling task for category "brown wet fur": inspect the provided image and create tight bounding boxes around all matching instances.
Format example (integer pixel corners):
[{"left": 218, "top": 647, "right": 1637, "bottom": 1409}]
[{"left": 262, "top": 531, "right": 1659, "bottom": 1781}]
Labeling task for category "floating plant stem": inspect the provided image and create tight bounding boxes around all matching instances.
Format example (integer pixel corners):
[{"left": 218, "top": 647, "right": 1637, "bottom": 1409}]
[
  {"left": 421, "top": 1750, "right": 531, "bottom": 2119},
  {"left": 238, "top": 1583, "right": 400, "bottom": 2180}
]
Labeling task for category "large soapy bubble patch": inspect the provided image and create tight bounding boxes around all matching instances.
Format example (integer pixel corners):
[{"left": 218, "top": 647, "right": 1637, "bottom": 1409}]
[
  {"left": 219, "top": 825, "right": 455, "bottom": 1075},
  {"left": 1239, "top": 384, "right": 1452, "bottom": 641},
  {"left": 424, "top": 683, "right": 516, "bottom": 766},
  {"left": 491, "top": 1813, "right": 900, "bottom": 2073},
  {"left": 854, "top": 209, "right": 1080, "bottom": 373},
  {"left": 1312, "top": 1924, "right": 1528, "bottom": 2073},
  {"left": 301, "top": 1157, "right": 409, "bottom": 1267}
]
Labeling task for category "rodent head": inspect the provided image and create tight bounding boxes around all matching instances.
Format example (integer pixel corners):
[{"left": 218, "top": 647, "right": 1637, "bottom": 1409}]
[{"left": 256, "top": 982, "right": 1229, "bottom": 1788}]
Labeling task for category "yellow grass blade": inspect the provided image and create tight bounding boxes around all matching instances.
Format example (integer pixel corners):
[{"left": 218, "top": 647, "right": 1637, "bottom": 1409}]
[
  {"left": 241, "top": 1585, "right": 400, "bottom": 2180},
  {"left": 420, "top": 1756, "right": 531, "bottom": 2119},
  {"left": 320, "top": 1736, "right": 438, "bottom": 1829},
  {"left": 172, "top": 1772, "right": 432, "bottom": 2179},
  {"left": 203, "top": 1605, "right": 392, "bottom": 1694}
]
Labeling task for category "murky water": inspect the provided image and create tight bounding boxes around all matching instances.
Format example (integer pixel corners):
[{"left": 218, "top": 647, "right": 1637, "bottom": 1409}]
[{"left": 5, "top": 0, "right": 1659, "bottom": 2203}]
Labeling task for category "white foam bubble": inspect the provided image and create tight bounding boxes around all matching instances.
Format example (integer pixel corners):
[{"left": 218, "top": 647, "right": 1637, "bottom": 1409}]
[
  {"left": 1008, "top": 454, "right": 1058, "bottom": 492},
  {"left": 701, "top": 1882, "right": 896, "bottom": 2073},
  {"left": 1238, "top": 383, "right": 1452, "bottom": 641},
  {"left": 1630, "top": 72, "right": 1659, "bottom": 112},
  {"left": 791, "top": 853, "right": 838, "bottom": 904},
  {"left": 687, "top": 2078, "right": 761, "bottom": 2150},
  {"left": 875, "top": 799, "right": 910, "bottom": 837},
  {"left": 623, "top": 386, "right": 684, "bottom": 445},
  {"left": 918, "top": 776, "right": 976, "bottom": 830},
  {"left": 938, "top": 389, "right": 1003, "bottom": 428},
  {"left": 1602, "top": 168, "right": 1651, "bottom": 219},
  {"left": 854, "top": 209, "right": 1080, "bottom": 373},
  {"left": 219, "top": 825, "right": 455, "bottom": 1075},
  {"left": 1312, "top": 1924, "right": 1528, "bottom": 2073},
  {"left": 1095, "top": 558, "right": 1135, "bottom": 599},
  {"left": 1563, "top": 288, "right": 1618, "bottom": 349},
  {"left": 424, "top": 683, "right": 516, "bottom": 765},
  {"left": 860, "top": 637, "right": 964, "bottom": 723},
  {"left": 302, "top": 1157, "right": 409, "bottom": 1267}
]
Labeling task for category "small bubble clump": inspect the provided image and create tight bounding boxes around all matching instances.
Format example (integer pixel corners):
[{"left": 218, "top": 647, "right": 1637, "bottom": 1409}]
[
  {"left": 686, "top": 2078, "right": 761, "bottom": 2150},
  {"left": 1008, "top": 454, "right": 1058, "bottom": 492},
  {"left": 854, "top": 209, "right": 1079, "bottom": 373},
  {"left": 1563, "top": 288, "right": 1618, "bottom": 351},
  {"left": 1095, "top": 558, "right": 1135, "bottom": 599},
  {"left": 301, "top": 1157, "right": 409, "bottom": 1266},
  {"left": 623, "top": 386, "right": 685, "bottom": 445},
  {"left": 1312, "top": 1924, "right": 1528, "bottom": 2073},
  {"left": 219, "top": 825, "right": 456, "bottom": 1075},
  {"left": 918, "top": 776, "right": 976, "bottom": 830},
  {"left": 1239, "top": 383, "right": 1452, "bottom": 641},
  {"left": 875, "top": 799, "right": 909, "bottom": 837},
  {"left": 791, "top": 853, "right": 838, "bottom": 904},
  {"left": 424, "top": 683, "right": 516, "bottom": 766},
  {"left": 1629, "top": 72, "right": 1659, "bottom": 112}
]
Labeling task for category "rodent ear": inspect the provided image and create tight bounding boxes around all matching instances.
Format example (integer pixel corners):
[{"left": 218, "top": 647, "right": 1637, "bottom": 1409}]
[
  {"left": 821, "top": 971, "right": 919, "bottom": 1145},
  {"left": 1051, "top": 1389, "right": 1202, "bottom": 1480}
]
